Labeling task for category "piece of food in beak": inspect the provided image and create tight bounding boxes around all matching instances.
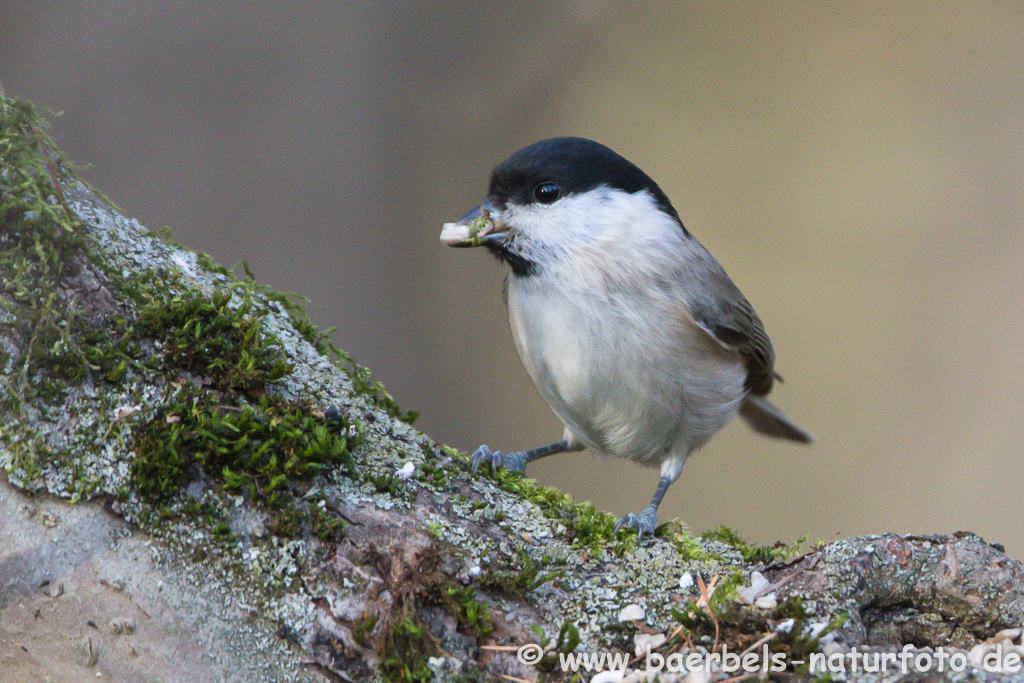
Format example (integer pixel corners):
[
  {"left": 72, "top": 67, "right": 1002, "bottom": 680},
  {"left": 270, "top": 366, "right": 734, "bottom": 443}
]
[{"left": 439, "top": 208, "right": 495, "bottom": 247}]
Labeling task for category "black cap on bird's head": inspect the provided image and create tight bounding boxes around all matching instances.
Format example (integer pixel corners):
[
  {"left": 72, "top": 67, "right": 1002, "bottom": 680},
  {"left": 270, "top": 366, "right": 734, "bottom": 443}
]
[{"left": 487, "top": 137, "right": 683, "bottom": 225}]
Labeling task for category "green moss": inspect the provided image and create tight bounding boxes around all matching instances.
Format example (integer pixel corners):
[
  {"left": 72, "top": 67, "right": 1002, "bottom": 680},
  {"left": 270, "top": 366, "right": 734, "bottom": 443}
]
[
  {"left": 380, "top": 614, "right": 436, "bottom": 683},
  {"left": 440, "top": 585, "right": 493, "bottom": 639},
  {"left": 667, "top": 585, "right": 849, "bottom": 675},
  {"left": 0, "top": 97, "right": 90, "bottom": 409},
  {"left": 137, "top": 234, "right": 419, "bottom": 426},
  {"left": 0, "top": 96, "right": 136, "bottom": 485},
  {"left": 665, "top": 524, "right": 712, "bottom": 561},
  {"left": 701, "top": 525, "right": 789, "bottom": 564},
  {"left": 0, "top": 99, "right": 82, "bottom": 238},
  {"left": 480, "top": 550, "right": 561, "bottom": 599},
  {"left": 479, "top": 465, "right": 635, "bottom": 554},
  {"left": 359, "top": 549, "right": 497, "bottom": 680},
  {"left": 133, "top": 280, "right": 292, "bottom": 392},
  {"left": 534, "top": 620, "right": 581, "bottom": 673},
  {"left": 352, "top": 613, "right": 378, "bottom": 646},
  {"left": 29, "top": 315, "right": 135, "bottom": 393},
  {"left": 270, "top": 498, "right": 344, "bottom": 541},
  {"left": 131, "top": 385, "right": 361, "bottom": 535},
  {"left": 418, "top": 456, "right": 449, "bottom": 488},
  {"left": 212, "top": 519, "right": 233, "bottom": 541},
  {"left": 367, "top": 471, "right": 403, "bottom": 498},
  {"left": 1, "top": 425, "right": 48, "bottom": 488}
]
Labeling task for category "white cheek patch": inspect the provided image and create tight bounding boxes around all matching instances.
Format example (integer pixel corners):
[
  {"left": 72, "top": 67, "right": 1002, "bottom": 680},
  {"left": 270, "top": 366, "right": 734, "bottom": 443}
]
[{"left": 509, "top": 191, "right": 612, "bottom": 242}]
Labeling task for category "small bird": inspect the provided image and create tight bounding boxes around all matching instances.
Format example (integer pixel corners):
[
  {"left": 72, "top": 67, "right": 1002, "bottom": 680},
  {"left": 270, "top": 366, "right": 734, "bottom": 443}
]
[{"left": 440, "top": 137, "right": 811, "bottom": 536}]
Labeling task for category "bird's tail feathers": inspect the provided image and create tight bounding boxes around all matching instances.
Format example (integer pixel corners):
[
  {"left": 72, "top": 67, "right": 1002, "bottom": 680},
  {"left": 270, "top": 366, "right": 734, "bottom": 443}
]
[{"left": 739, "top": 395, "right": 813, "bottom": 444}]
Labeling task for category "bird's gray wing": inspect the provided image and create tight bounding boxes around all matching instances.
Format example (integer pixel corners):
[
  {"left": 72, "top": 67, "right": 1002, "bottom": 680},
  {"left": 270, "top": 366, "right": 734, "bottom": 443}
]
[{"left": 684, "top": 250, "right": 777, "bottom": 396}]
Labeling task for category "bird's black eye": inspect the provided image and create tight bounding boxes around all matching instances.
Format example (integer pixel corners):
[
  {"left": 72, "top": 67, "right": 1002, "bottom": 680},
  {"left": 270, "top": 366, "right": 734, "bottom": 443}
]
[{"left": 533, "top": 181, "right": 561, "bottom": 204}]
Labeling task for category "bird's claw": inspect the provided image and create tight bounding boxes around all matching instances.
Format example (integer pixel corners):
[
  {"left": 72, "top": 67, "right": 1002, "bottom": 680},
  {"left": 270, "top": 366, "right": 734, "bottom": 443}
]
[
  {"left": 614, "top": 508, "right": 659, "bottom": 536},
  {"left": 471, "top": 445, "right": 528, "bottom": 474}
]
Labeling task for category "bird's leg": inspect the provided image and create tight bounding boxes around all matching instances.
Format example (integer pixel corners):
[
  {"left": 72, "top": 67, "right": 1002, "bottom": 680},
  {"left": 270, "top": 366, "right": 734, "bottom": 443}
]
[
  {"left": 614, "top": 474, "right": 675, "bottom": 537},
  {"left": 471, "top": 439, "right": 583, "bottom": 474}
]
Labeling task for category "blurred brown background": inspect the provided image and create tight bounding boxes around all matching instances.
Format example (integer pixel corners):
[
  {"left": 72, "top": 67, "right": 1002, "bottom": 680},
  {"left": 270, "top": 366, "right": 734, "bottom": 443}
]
[{"left": 3, "top": 2, "right": 1022, "bottom": 556}]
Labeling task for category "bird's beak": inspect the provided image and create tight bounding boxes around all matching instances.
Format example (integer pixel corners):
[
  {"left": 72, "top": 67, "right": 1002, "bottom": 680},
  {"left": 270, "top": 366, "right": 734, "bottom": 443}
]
[{"left": 439, "top": 198, "right": 508, "bottom": 247}]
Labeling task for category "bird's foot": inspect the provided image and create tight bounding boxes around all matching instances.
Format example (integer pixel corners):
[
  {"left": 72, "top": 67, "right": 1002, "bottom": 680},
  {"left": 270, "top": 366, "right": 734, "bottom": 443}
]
[
  {"left": 614, "top": 508, "right": 659, "bottom": 536},
  {"left": 470, "top": 445, "right": 529, "bottom": 474}
]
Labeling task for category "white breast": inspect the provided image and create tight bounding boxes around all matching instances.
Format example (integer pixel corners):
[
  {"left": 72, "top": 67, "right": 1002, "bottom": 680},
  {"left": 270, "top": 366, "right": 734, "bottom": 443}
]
[{"left": 505, "top": 189, "right": 746, "bottom": 466}]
